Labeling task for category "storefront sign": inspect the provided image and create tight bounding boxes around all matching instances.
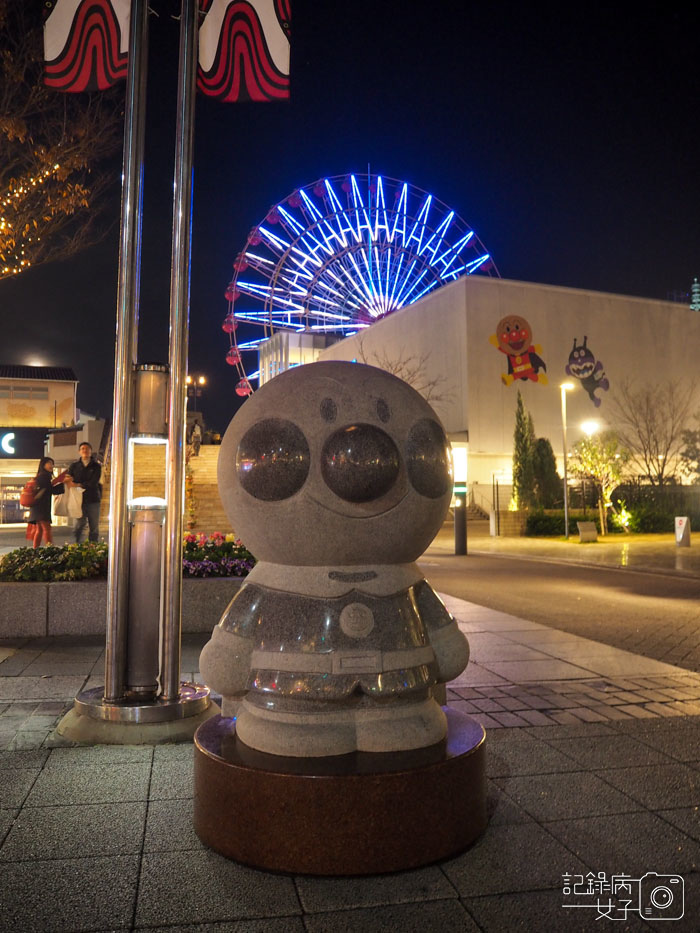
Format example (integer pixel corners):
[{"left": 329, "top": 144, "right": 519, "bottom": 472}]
[{"left": 0, "top": 428, "right": 48, "bottom": 459}]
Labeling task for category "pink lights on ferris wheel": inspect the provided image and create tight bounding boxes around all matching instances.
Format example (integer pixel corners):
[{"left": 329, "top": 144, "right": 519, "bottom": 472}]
[{"left": 222, "top": 172, "right": 498, "bottom": 388}]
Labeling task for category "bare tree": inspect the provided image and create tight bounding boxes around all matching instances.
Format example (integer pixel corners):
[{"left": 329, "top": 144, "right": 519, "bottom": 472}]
[
  {"left": 570, "top": 430, "right": 630, "bottom": 534},
  {"left": 0, "top": 0, "right": 123, "bottom": 281},
  {"left": 355, "top": 336, "right": 453, "bottom": 404},
  {"left": 610, "top": 379, "right": 696, "bottom": 485}
]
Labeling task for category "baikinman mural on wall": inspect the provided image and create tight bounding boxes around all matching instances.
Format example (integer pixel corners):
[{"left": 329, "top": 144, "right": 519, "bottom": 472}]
[
  {"left": 489, "top": 315, "right": 548, "bottom": 386},
  {"left": 565, "top": 336, "right": 609, "bottom": 407}
]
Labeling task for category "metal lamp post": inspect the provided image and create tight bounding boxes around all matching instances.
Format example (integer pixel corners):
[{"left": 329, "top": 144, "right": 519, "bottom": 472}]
[
  {"left": 452, "top": 445, "right": 468, "bottom": 555},
  {"left": 186, "top": 374, "right": 206, "bottom": 413},
  {"left": 58, "top": 0, "right": 212, "bottom": 741},
  {"left": 560, "top": 383, "right": 574, "bottom": 539}
]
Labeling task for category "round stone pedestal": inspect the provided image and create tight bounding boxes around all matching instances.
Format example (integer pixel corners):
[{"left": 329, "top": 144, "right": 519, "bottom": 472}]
[{"left": 193, "top": 707, "right": 486, "bottom": 875}]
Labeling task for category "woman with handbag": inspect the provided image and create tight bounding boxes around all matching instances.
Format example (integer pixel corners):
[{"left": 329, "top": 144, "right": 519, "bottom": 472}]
[{"left": 28, "top": 457, "right": 65, "bottom": 548}]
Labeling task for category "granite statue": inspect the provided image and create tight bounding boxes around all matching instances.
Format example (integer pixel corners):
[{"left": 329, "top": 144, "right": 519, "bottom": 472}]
[{"left": 199, "top": 361, "right": 470, "bottom": 756}]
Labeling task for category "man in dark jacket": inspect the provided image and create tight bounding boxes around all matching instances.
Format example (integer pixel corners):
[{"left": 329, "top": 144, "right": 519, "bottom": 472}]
[{"left": 67, "top": 442, "right": 102, "bottom": 543}]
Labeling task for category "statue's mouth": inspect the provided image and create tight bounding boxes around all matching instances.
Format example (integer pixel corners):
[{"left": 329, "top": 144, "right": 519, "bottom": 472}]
[
  {"left": 328, "top": 570, "right": 378, "bottom": 582},
  {"left": 309, "top": 492, "right": 407, "bottom": 520}
]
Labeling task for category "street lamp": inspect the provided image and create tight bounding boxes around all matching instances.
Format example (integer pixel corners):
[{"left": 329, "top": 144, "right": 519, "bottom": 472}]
[
  {"left": 560, "top": 382, "right": 575, "bottom": 538},
  {"left": 185, "top": 374, "right": 206, "bottom": 413},
  {"left": 581, "top": 420, "right": 599, "bottom": 437}
]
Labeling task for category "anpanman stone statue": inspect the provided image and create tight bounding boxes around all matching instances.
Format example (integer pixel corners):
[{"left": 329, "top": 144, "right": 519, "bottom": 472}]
[{"left": 199, "top": 361, "right": 470, "bottom": 757}]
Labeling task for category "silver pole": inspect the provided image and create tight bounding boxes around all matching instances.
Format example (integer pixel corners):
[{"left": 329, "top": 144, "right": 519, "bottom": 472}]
[
  {"left": 561, "top": 386, "right": 570, "bottom": 540},
  {"left": 104, "top": 0, "right": 149, "bottom": 701},
  {"left": 162, "top": 0, "right": 199, "bottom": 701}
]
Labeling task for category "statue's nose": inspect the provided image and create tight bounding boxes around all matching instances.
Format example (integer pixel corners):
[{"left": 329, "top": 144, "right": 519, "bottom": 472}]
[{"left": 321, "top": 424, "right": 400, "bottom": 503}]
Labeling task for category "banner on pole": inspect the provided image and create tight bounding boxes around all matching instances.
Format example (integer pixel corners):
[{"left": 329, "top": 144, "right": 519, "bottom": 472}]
[
  {"left": 198, "top": 0, "right": 291, "bottom": 102},
  {"left": 44, "top": 0, "right": 131, "bottom": 92}
]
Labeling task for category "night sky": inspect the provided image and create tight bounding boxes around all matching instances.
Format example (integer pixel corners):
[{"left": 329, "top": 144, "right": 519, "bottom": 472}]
[{"left": 3, "top": 1, "right": 699, "bottom": 433}]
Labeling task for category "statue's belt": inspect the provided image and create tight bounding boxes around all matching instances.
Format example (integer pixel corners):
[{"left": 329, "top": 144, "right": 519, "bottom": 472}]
[{"left": 250, "top": 646, "right": 435, "bottom": 675}]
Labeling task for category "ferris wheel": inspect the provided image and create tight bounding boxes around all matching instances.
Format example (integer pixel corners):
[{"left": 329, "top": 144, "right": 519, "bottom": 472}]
[{"left": 222, "top": 173, "right": 499, "bottom": 394}]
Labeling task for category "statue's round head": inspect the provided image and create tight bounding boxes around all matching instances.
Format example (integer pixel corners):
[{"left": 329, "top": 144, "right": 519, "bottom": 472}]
[{"left": 218, "top": 361, "right": 453, "bottom": 565}]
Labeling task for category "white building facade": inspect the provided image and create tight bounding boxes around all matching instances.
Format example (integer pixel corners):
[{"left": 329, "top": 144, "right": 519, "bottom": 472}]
[{"left": 318, "top": 276, "right": 699, "bottom": 510}]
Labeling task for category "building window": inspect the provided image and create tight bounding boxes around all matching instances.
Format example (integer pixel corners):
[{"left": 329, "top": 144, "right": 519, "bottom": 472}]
[{"left": 0, "top": 385, "right": 50, "bottom": 400}]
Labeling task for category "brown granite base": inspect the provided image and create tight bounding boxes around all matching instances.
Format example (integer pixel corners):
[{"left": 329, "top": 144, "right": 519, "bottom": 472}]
[{"left": 193, "top": 707, "right": 487, "bottom": 875}]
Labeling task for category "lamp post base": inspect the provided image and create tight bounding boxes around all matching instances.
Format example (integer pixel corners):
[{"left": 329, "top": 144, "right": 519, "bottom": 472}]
[{"left": 55, "top": 683, "right": 218, "bottom": 745}]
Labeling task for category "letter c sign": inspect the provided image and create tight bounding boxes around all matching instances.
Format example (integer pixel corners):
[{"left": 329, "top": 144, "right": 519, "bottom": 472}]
[{"left": 1, "top": 432, "right": 16, "bottom": 455}]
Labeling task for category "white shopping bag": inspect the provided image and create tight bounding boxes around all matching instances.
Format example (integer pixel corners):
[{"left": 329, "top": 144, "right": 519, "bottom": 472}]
[{"left": 65, "top": 484, "right": 84, "bottom": 519}]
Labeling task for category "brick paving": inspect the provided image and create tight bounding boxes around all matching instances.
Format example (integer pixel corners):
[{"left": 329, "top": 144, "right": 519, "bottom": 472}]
[
  {"left": 447, "top": 673, "right": 700, "bottom": 730},
  {"left": 2, "top": 602, "right": 700, "bottom": 930}
]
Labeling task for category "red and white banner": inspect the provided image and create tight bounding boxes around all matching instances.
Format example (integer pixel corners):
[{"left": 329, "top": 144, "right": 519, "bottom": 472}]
[
  {"left": 44, "top": 0, "right": 130, "bottom": 92},
  {"left": 198, "top": 0, "right": 291, "bottom": 102}
]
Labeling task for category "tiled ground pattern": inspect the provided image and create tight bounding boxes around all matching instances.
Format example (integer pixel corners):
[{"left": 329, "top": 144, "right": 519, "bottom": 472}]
[
  {"left": 1, "top": 713, "right": 699, "bottom": 931},
  {"left": 1, "top": 623, "right": 700, "bottom": 931}
]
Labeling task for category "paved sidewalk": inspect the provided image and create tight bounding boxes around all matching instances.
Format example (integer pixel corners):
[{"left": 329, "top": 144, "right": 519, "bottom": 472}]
[
  {"left": 1, "top": 593, "right": 699, "bottom": 932},
  {"left": 434, "top": 521, "right": 700, "bottom": 578}
]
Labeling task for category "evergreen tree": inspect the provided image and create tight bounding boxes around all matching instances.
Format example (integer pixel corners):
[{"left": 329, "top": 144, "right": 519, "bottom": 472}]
[
  {"left": 512, "top": 391, "right": 536, "bottom": 509},
  {"left": 532, "top": 437, "right": 560, "bottom": 507}
]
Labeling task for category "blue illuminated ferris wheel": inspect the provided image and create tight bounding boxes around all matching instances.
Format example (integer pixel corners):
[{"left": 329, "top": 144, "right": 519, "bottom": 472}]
[{"left": 222, "top": 173, "right": 499, "bottom": 393}]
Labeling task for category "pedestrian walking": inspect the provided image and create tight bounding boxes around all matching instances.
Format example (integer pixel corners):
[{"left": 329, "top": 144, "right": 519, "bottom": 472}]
[
  {"left": 28, "top": 457, "right": 65, "bottom": 548},
  {"left": 66, "top": 442, "right": 102, "bottom": 543}
]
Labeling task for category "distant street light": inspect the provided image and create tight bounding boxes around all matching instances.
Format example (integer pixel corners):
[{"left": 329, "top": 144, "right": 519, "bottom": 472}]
[
  {"left": 560, "top": 383, "right": 575, "bottom": 538},
  {"left": 186, "top": 374, "right": 206, "bottom": 413}
]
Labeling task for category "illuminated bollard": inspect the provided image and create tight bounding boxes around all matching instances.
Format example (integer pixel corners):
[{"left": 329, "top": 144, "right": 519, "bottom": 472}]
[
  {"left": 126, "top": 498, "right": 166, "bottom": 698},
  {"left": 454, "top": 494, "right": 467, "bottom": 555}
]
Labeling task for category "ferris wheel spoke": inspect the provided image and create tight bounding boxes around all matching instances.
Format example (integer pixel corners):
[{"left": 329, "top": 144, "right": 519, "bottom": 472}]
[
  {"left": 418, "top": 210, "right": 457, "bottom": 264},
  {"left": 403, "top": 194, "right": 432, "bottom": 255},
  {"left": 258, "top": 225, "right": 291, "bottom": 252},
  {"left": 324, "top": 179, "right": 362, "bottom": 247},
  {"left": 390, "top": 183, "right": 408, "bottom": 244},
  {"left": 387, "top": 251, "right": 405, "bottom": 309},
  {"left": 432, "top": 233, "right": 474, "bottom": 278},
  {"left": 394, "top": 264, "right": 428, "bottom": 308},
  {"left": 350, "top": 175, "right": 374, "bottom": 244},
  {"left": 373, "top": 176, "right": 391, "bottom": 241}
]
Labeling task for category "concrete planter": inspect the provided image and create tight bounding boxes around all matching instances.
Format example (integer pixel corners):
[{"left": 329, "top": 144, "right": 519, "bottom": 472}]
[{"left": 0, "top": 576, "right": 242, "bottom": 639}]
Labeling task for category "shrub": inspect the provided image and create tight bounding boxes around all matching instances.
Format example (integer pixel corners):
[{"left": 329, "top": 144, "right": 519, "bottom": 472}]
[
  {"left": 0, "top": 533, "right": 257, "bottom": 582},
  {"left": 525, "top": 510, "right": 609, "bottom": 537},
  {"left": 0, "top": 541, "right": 108, "bottom": 582},
  {"left": 525, "top": 511, "right": 565, "bottom": 536},
  {"left": 626, "top": 504, "right": 675, "bottom": 534}
]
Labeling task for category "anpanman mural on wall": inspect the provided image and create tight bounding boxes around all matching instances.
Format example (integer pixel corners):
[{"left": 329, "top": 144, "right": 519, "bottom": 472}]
[{"left": 489, "top": 315, "right": 548, "bottom": 386}]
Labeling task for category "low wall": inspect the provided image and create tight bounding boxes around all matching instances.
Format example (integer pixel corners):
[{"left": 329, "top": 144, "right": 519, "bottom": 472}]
[
  {"left": 489, "top": 510, "right": 525, "bottom": 537},
  {"left": 0, "top": 577, "right": 242, "bottom": 638}
]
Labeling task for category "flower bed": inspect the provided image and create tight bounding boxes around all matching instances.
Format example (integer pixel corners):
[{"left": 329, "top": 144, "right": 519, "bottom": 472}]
[
  {"left": 182, "top": 532, "right": 256, "bottom": 577},
  {"left": 0, "top": 534, "right": 256, "bottom": 583},
  {"left": 0, "top": 541, "right": 108, "bottom": 582}
]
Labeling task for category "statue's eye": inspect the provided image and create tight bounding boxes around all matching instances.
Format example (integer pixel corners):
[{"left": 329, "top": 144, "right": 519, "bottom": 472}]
[
  {"left": 321, "top": 424, "right": 399, "bottom": 503},
  {"left": 406, "top": 419, "right": 451, "bottom": 499},
  {"left": 320, "top": 398, "right": 337, "bottom": 422},
  {"left": 236, "top": 418, "right": 310, "bottom": 501},
  {"left": 376, "top": 398, "right": 390, "bottom": 423}
]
